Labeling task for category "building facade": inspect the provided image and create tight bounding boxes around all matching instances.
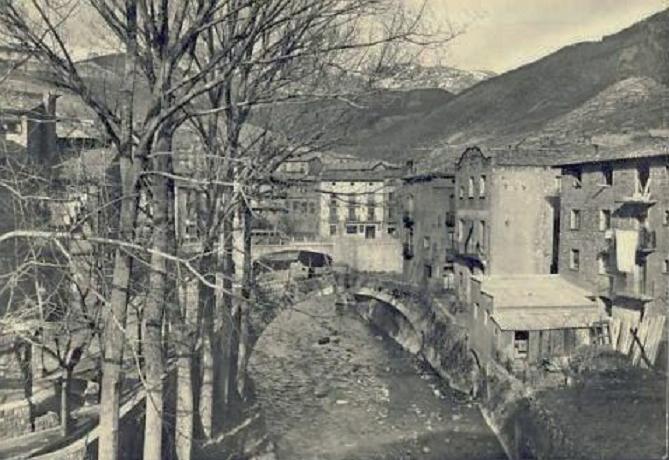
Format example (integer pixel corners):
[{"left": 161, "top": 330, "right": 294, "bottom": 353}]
[
  {"left": 399, "top": 171, "right": 456, "bottom": 290},
  {"left": 453, "top": 147, "right": 559, "bottom": 304},
  {"left": 556, "top": 145, "right": 669, "bottom": 324},
  {"left": 318, "top": 161, "right": 403, "bottom": 240}
]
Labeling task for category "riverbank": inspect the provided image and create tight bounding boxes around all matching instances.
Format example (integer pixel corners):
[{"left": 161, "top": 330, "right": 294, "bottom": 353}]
[{"left": 249, "top": 294, "right": 505, "bottom": 460}]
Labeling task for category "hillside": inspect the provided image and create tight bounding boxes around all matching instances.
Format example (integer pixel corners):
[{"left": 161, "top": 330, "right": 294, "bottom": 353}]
[
  {"left": 332, "top": 8, "right": 669, "bottom": 161},
  {"left": 375, "top": 63, "right": 495, "bottom": 94}
]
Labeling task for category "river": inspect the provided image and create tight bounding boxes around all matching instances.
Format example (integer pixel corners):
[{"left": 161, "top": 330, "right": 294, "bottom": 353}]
[{"left": 249, "top": 294, "right": 506, "bottom": 460}]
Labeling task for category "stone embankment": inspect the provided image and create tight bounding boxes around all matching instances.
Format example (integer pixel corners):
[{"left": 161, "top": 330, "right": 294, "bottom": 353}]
[{"left": 346, "top": 275, "right": 667, "bottom": 460}]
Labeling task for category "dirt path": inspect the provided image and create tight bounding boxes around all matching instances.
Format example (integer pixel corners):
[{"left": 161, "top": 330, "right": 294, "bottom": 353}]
[{"left": 249, "top": 295, "right": 505, "bottom": 460}]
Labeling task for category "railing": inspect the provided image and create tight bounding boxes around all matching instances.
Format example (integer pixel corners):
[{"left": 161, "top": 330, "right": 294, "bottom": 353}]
[
  {"left": 617, "top": 179, "right": 655, "bottom": 206},
  {"left": 638, "top": 228, "right": 656, "bottom": 253},
  {"left": 609, "top": 273, "right": 653, "bottom": 303}
]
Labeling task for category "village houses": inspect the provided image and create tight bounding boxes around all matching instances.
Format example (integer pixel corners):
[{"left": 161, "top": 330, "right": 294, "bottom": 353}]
[{"left": 398, "top": 158, "right": 456, "bottom": 291}]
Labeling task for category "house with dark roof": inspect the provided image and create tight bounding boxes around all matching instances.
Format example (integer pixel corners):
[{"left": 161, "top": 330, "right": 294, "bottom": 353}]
[
  {"left": 453, "top": 146, "right": 562, "bottom": 305},
  {"left": 318, "top": 159, "right": 405, "bottom": 240},
  {"left": 398, "top": 160, "right": 456, "bottom": 291},
  {"left": 554, "top": 142, "right": 669, "bottom": 359}
]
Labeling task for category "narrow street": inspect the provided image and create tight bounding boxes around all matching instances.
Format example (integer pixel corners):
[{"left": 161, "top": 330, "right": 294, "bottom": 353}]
[{"left": 249, "top": 295, "right": 506, "bottom": 460}]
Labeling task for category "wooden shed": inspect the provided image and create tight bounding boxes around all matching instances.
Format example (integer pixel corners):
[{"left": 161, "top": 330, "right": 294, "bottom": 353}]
[{"left": 470, "top": 275, "right": 604, "bottom": 365}]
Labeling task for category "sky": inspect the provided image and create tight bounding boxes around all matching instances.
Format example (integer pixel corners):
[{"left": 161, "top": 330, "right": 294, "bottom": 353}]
[{"left": 417, "top": 0, "right": 668, "bottom": 73}]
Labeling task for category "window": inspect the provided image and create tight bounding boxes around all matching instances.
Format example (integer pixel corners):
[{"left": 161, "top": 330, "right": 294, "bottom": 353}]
[
  {"left": 1, "top": 121, "right": 21, "bottom": 134},
  {"left": 598, "top": 254, "right": 607, "bottom": 275},
  {"left": 473, "top": 303, "right": 478, "bottom": 319},
  {"left": 555, "top": 176, "right": 562, "bottom": 194},
  {"left": 483, "top": 310, "right": 488, "bottom": 326},
  {"left": 664, "top": 209, "right": 669, "bottom": 226},
  {"left": 387, "top": 226, "right": 396, "bottom": 236},
  {"left": 347, "top": 200, "right": 356, "bottom": 221},
  {"left": 309, "top": 202, "right": 316, "bottom": 214},
  {"left": 458, "top": 219, "right": 465, "bottom": 242},
  {"left": 367, "top": 195, "right": 376, "bottom": 221},
  {"left": 468, "top": 177, "right": 475, "bottom": 198},
  {"left": 425, "top": 264, "right": 433, "bottom": 279},
  {"left": 570, "top": 249, "right": 580, "bottom": 271},
  {"left": 479, "top": 220, "right": 486, "bottom": 249},
  {"left": 514, "top": 331, "right": 529, "bottom": 359},
  {"left": 423, "top": 236, "right": 431, "bottom": 250},
  {"left": 346, "top": 225, "right": 357, "bottom": 234},
  {"left": 572, "top": 168, "right": 582, "bottom": 188},
  {"left": 459, "top": 185, "right": 465, "bottom": 200},
  {"left": 602, "top": 166, "right": 613, "bottom": 186},
  {"left": 479, "top": 175, "right": 486, "bottom": 197},
  {"left": 599, "top": 210, "right": 611, "bottom": 231},
  {"left": 570, "top": 209, "right": 581, "bottom": 230},
  {"left": 329, "top": 224, "right": 337, "bottom": 236},
  {"left": 664, "top": 259, "right": 669, "bottom": 274}
]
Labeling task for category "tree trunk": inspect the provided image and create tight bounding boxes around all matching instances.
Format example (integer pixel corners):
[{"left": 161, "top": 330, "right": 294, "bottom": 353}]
[
  {"left": 237, "top": 201, "right": 253, "bottom": 398},
  {"left": 175, "top": 275, "right": 197, "bottom": 460},
  {"left": 225, "top": 213, "right": 240, "bottom": 408},
  {"left": 142, "top": 127, "right": 172, "bottom": 460},
  {"left": 60, "top": 368, "right": 72, "bottom": 437},
  {"left": 99, "top": 2, "right": 138, "bottom": 458},
  {"left": 215, "top": 204, "right": 235, "bottom": 428}
]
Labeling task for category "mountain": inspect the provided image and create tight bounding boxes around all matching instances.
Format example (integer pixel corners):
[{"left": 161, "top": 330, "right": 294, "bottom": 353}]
[
  {"left": 331, "top": 8, "right": 669, "bottom": 161},
  {"left": 374, "top": 63, "right": 495, "bottom": 94}
]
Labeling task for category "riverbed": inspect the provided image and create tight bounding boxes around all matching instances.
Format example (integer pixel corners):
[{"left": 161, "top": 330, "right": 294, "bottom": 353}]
[{"left": 249, "top": 295, "right": 506, "bottom": 460}]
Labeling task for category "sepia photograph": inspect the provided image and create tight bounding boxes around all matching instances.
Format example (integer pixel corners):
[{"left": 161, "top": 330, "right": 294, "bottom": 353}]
[{"left": 0, "top": 0, "right": 666, "bottom": 459}]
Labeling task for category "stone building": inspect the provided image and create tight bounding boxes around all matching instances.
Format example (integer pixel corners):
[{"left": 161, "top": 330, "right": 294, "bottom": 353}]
[
  {"left": 555, "top": 143, "right": 669, "bottom": 325},
  {"left": 399, "top": 167, "right": 456, "bottom": 291},
  {"left": 318, "top": 160, "right": 404, "bottom": 240},
  {"left": 453, "top": 146, "right": 560, "bottom": 304}
]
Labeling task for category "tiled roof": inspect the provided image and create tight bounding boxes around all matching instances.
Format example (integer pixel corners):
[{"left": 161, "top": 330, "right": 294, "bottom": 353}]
[
  {"left": 476, "top": 274, "right": 603, "bottom": 331},
  {"left": 477, "top": 274, "right": 596, "bottom": 309},
  {"left": 552, "top": 140, "right": 669, "bottom": 166},
  {"left": 320, "top": 167, "right": 404, "bottom": 181}
]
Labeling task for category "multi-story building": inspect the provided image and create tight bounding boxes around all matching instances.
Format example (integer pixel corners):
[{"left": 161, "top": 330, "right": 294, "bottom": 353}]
[
  {"left": 318, "top": 160, "right": 404, "bottom": 240},
  {"left": 398, "top": 166, "right": 456, "bottom": 290},
  {"left": 453, "top": 146, "right": 560, "bottom": 303},
  {"left": 451, "top": 146, "right": 605, "bottom": 368},
  {"left": 555, "top": 143, "right": 669, "bottom": 323}
]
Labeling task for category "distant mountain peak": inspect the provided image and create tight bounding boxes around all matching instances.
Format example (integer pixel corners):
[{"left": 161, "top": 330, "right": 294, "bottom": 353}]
[{"left": 375, "top": 63, "right": 495, "bottom": 94}]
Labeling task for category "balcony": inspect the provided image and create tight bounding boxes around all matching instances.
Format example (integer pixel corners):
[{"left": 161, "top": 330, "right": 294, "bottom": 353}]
[
  {"left": 637, "top": 228, "right": 656, "bottom": 254},
  {"left": 445, "top": 212, "right": 455, "bottom": 227},
  {"left": 606, "top": 273, "right": 654, "bottom": 304},
  {"left": 616, "top": 181, "right": 656, "bottom": 209},
  {"left": 455, "top": 241, "right": 486, "bottom": 267},
  {"left": 403, "top": 242, "right": 414, "bottom": 260},
  {"left": 403, "top": 213, "right": 414, "bottom": 228}
]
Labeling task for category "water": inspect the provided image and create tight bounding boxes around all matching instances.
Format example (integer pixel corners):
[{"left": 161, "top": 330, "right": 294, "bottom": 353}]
[{"left": 249, "top": 295, "right": 506, "bottom": 460}]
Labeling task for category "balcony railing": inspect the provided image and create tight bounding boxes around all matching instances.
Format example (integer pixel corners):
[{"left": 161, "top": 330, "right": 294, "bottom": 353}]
[
  {"left": 616, "top": 181, "right": 656, "bottom": 207},
  {"left": 638, "top": 228, "right": 656, "bottom": 254},
  {"left": 604, "top": 273, "right": 654, "bottom": 303}
]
